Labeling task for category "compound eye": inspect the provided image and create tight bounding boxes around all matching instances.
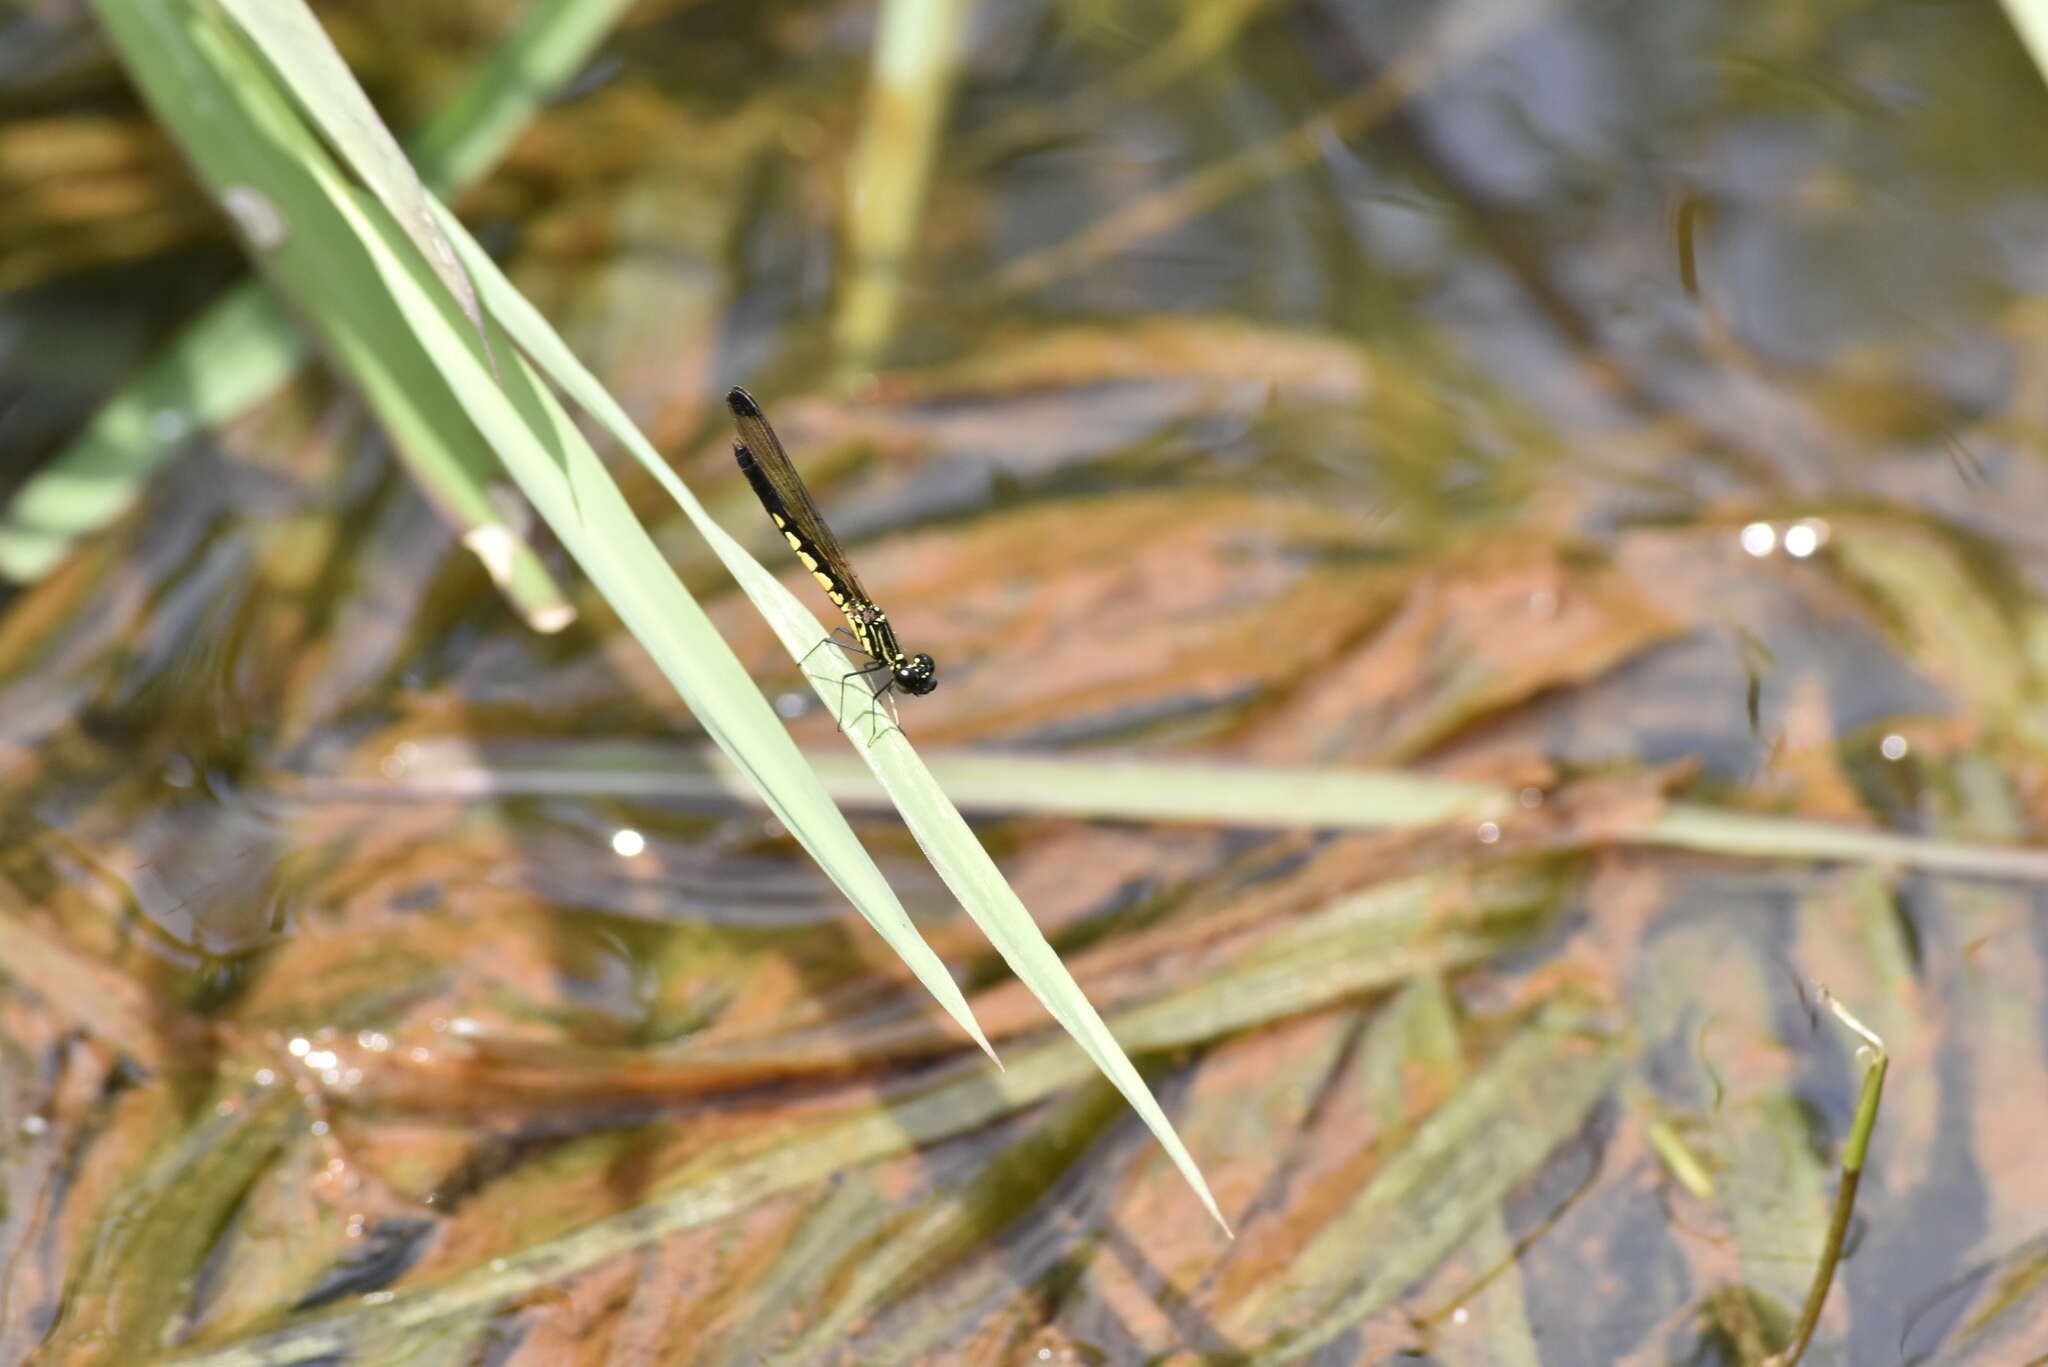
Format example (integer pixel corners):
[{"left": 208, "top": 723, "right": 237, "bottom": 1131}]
[{"left": 898, "top": 654, "right": 938, "bottom": 695}]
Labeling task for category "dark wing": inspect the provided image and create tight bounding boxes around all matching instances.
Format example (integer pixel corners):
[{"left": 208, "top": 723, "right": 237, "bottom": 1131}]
[{"left": 726, "top": 387, "right": 876, "bottom": 611}]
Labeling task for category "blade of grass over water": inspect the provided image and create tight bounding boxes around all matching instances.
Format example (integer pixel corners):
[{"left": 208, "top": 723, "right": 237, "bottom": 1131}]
[
  {"left": 429, "top": 197, "right": 1229, "bottom": 1233},
  {"left": 2003, "top": 0, "right": 2048, "bottom": 86},
  {"left": 318, "top": 740, "right": 2048, "bottom": 884},
  {"left": 353, "top": 189, "right": 1001, "bottom": 1058},
  {"left": 0, "top": 0, "right": 629, "bottom": 588},
  {"left": 215, "top": 0, "right": 574, "bottom": 630},
  {"left": 96, "top": 0, "right": 1229, "bottom": 1231},
  {"left": 84, "top": 0, "right": 992, "bottom": 1067},
  {"left": 213, "top": 0, "right": 488, "bottom": 357}
]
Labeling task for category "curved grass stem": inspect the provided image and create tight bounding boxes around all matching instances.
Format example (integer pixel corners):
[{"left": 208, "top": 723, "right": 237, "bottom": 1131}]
[{"left": 1763, "top": 988, "right": 1888, "bottom": 1367}]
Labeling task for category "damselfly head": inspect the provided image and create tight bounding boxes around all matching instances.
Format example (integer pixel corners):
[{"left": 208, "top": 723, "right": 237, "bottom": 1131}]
[{"left": 894, "top": 653, "right": 938, "bottom": 696}]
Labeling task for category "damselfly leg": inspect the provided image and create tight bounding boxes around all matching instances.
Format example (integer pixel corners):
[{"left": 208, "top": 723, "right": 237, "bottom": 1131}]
[{"left": 797, "top": 630, "right": 904, "bottom": 741}]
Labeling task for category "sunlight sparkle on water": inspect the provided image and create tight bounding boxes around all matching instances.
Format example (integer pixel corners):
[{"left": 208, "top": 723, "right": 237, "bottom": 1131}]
[
  {"left": 1786, "top": 517, "right": 1829, "bottom": 558},
  {"left": 611, "top": 828, "right": 646, "bottom": 857}
]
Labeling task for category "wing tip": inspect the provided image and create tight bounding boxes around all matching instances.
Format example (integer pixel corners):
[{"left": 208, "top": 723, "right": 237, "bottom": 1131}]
[{"left": 725, "top": 386, "right": 761, "bottom": 419}]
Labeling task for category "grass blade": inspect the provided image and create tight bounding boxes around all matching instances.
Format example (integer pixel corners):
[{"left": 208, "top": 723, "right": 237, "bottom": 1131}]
[
  {"left": 84, "top": 0, "right": 992, "bottom": 1063},
  {"left": 431, "top": 202, "right": 1229, "bottom": 1231},
  {"left": 214, "top": 0, "right": 487, "bottom": 354},
  {"left": 1, "top": 0, "right": 626, "bottom": 586},
  {"left": 332, "top": 741, "right": 2048, "bottom": 885}
]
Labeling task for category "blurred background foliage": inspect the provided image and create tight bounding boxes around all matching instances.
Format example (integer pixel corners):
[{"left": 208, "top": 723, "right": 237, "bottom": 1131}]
[{"left": 3, "top": 0, "right": 2048, "bottom": 1363}]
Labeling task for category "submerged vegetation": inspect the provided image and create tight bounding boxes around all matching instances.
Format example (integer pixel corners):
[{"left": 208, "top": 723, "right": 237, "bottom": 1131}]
[{"left": 3, "top": 0, "right": 2048, "bottom": 1362}]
